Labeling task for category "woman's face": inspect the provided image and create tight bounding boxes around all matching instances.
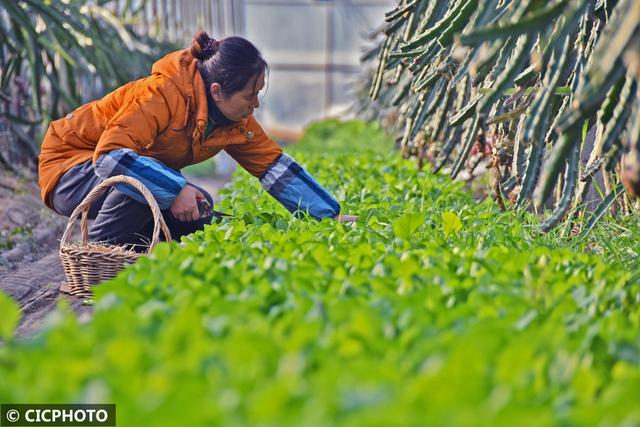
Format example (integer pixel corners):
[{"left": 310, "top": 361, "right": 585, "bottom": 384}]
[{"left": 210, "top": 71, "right": 265, "bottom": 122}]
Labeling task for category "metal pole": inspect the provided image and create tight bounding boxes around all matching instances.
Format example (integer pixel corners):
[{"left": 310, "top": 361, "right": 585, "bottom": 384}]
[
  {"left": 150, "top": 0, "right": 158, "bottom": 39},
  {"left": 217, "top": 0, "right": 225, "bottom": 36},
  {"left": 181, "top": 0, "right": 188, "bottom": 41},
  {"left": 171, "top": 0, "right": 178, "bottom": 42},
  {"left": 160, "top": 0, "right": 168, "bottom": 41},
  {"left": 324, "top": 1, "right": 334, "bottom": 115},
  {"left": 205, "top": 0, "right": 212, "bottom": 33}
]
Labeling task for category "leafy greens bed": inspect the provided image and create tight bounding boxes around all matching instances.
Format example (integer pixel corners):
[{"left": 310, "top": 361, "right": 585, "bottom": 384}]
[{"left": 0, "top": 120, "right": 639, "bottom": 426}]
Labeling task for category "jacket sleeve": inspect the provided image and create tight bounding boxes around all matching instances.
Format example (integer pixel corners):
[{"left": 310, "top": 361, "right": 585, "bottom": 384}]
[
  {"left": 224, "top": 116, "right": 340, "bottom": 220},
  {"left": 94, "top": 149, "right": 186, "bottom": 209},
  {"left": 259, "top": 153, "right": 341, "bottom": 220},
  {"left": 223, "top": 115, "right": 283, "bottom": 177},
  {"left": 92, "top": 77, "right": 186, "bottom": 209}
]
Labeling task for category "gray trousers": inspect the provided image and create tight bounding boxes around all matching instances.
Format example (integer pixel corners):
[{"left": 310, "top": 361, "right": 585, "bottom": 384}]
[{"left": 50, "top": 160, "right": 214, "bottom": 249}]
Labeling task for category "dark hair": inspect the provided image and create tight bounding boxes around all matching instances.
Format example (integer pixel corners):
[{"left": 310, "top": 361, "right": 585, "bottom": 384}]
[{"left": 191, "top": 31, "right": 268, "bottom": 97}]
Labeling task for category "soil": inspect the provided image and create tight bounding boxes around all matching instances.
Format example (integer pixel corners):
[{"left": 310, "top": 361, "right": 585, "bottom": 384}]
[{"left": 0, "top": 170, "right": 230, "bottom": 339}]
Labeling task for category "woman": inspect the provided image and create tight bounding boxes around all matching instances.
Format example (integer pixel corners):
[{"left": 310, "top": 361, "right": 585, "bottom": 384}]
[{"left": 38, "top": 32, "right": 355, "bottom": 248}]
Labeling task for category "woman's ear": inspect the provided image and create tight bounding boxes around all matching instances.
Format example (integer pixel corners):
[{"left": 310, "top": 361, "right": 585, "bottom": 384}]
[{"left": 210, "top": 83, "right": 223, "bottom": 102}]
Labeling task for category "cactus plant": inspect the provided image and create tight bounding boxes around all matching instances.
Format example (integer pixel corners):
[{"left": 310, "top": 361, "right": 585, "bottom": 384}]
[
  {"left": 364, "top": 0, "right": 640, "bottom": 232},
  {"left": 0, "top": 0, "right": 172, "bottom": 170}
]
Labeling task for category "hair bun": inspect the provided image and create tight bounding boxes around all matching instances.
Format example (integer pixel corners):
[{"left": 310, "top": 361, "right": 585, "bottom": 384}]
[{"left": 191, "top": 31, "right": 219, "bottom": 60}]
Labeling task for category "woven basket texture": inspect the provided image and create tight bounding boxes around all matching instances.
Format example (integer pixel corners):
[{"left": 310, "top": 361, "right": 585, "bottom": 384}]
[{"left": 59, "top": 175, "right": 171, "bottom": 298}]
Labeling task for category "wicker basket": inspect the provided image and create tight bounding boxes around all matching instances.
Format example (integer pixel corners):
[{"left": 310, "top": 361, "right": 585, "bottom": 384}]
[{"left": 59, "top": 175, "right": 172, "bottom": 298}]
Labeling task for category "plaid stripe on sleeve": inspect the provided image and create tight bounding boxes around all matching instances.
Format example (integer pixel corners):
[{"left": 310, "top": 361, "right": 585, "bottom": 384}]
[
  {"left": 260, "top": 154, "right": 341, "bottom": 220},
  {"left": 94, "top": 149, "right": 187, "bottom": 209}
]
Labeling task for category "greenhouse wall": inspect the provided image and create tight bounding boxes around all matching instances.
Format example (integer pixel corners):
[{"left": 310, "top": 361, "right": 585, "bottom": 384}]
[
  {"left": 117, "top": 0, "right": 392, "bottom": 132},
  {"left": 241, "top": 0, "right": 392, "bottom": 131}
]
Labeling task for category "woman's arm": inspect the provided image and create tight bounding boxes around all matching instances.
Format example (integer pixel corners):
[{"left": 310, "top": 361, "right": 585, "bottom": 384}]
[
  {"left": 94, "top": 149, "right": 186, "bottom": 209},
  {"left": 259, "top": 153, "right": 341, "bottom": 220},
  {"left": 92, "top": 78, "right": 202, "bottom": 219},
  {"left": 95, "top": 149, "right": 206, "bottom": 221},
  {"left": 225, "top": 117, "right": 342, "bottom": 220}
]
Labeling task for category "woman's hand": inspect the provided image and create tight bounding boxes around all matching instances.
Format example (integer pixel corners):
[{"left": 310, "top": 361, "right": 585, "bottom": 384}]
[
  {"left": 333, "top": 214, "right": 358, "bottom": 223},
  {"left": 170, "top": 185, "right": 205, "bottom": 222}
]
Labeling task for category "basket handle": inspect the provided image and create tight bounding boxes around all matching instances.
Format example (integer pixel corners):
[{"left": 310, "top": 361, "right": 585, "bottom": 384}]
[{"left": 60, "top": 175, "right": 172, "bottom": 253}]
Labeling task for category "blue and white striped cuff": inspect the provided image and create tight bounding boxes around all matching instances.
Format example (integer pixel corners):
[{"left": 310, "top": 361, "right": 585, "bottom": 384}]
[
  {"left": 260, "top": 154, "right": 341, "bottom": 220},
  {"left": 94, "top": 149, "right": 187, "bottom": 209}
]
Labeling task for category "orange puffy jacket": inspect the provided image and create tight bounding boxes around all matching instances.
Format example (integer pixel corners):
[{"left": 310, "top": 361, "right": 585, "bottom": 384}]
[{"left": 38, "top": 49, "right": 282, "bottom": 208}]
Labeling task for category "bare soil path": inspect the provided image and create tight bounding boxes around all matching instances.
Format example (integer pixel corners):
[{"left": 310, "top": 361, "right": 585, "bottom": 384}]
[
  {"left": 0, "top": 171, "right": 230, "bottom": 339},
  {"left": 0, "top": 253, "right": 91, "bottom": 338}
]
